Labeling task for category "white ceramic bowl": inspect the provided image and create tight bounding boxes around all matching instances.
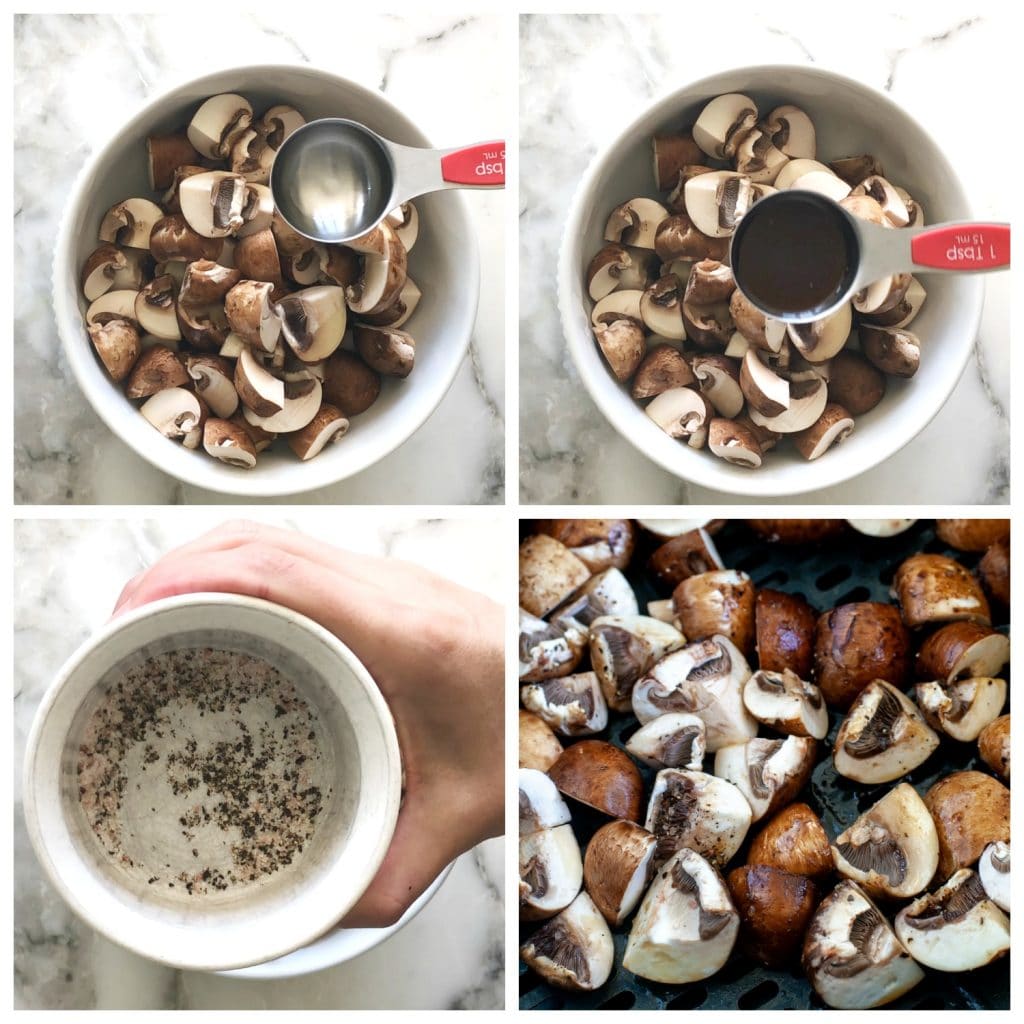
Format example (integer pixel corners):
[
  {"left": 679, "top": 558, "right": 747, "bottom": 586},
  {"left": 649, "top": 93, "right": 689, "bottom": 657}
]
[
  {"left": 559, "top": 65, "right": 984, "bottom": 496},
  {"left": 23, "top": 594, "right": 402, "bottom": 972},
  {"left": 53, "top": 65, "right": 479, "bottom": 497}
]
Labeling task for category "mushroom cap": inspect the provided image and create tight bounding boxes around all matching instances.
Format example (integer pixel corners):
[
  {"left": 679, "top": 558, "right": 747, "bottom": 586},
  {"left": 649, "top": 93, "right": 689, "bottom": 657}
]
[
  {"left": 742, "top": 668, "right": 828, "bottom": 739},
  {"left": 978, "top": 536, "right": 1010, "bottom": 607},
  {"left": 915, "top": 676, "right": 1006, "bottom": 742},
  {"left": 977, "top": 714, "right": 1010, "bottom": 781},
  {"left": 693, "top": 355, "right": 743, "bottom": 418},
  {"left": 547, "top": 740, "right": 643, "bottom": 821},
  {"left": 647, "top": 528, "right": 723, "bottom": 590},
  {"left": 934, "top": 519, "right": 1009, "bottom": 553},
  {"left": 519, "top": 709, "right": 564, "bottom": 772},
  {"left": 645, "top": 767, "right": 752, "bottom": 866},
  {"left": 187, "top": 353, "right": 239, "bottom": 419},
  {"left": 353, "top": 324, "right": 415, "bottom": 378},
  {"left": 754, "top": 587, "right": 817, "bottom": 679},
  {"left": 814, "top": 602, "right": 912, "bottom": 709},
  {"left": 802, "top": 880, "right": 923, "bottom": 1009},
  {"left": 519, "top": 608, "right": 587, "bottom": 684},
  {"left": 625, "top": 712, "right": 707, "bottom": 770},
  {"left": 978, "top": 840, "right": 1010, "bottom": 912},
  {"left": 537, "top": 519, "right": 636, "bottom": 574},
  {"left": 748, "top": 802, "right": 833, "bottom": 881},
  {"left": 895, "top": 869, "right": 1009, "bottom": 972},
  {"left": 727, "top": 864, "right": 818, "bottom": 968},
  {"left": 588, "top": 614, "right": 684, "bottom": 711},
  {"left": 893, "top": 553, "right": 992, "bottom": 629},
  {"left": 234, "top": 346, "right": 285, "bottom": 417},
  {"left": 519, "top": 823, "right": 584, "bottom": 921},
  {"left": 924, "top": 770, "right": 1010, "bottom": 881},
  {"left": 632, "top": 635, "right": 756, "bottom": 750},
  {"left": 672, "top": 569, "right": 755, "bottom": 658},
  {"left": 831, "top": 783, "right": 939, "bottom": 900},
  {"left": 652, "top": 132, "right": 704, "bottom": 190},
  {"left": 623, "top": 847, "right": 739, "bottom": 983},
  {"left": 519, "top": 767, "right": 572, "bottom": 836},
  {"left": 520, "top": 890, "right": 614, "bottom": 991},
  {"left": 520, "top": 672, "right": 608, "bottom": 738},
  {"left": 746, "top": 519, "right": 845, "bottom": 544},
  {"left": 124, "top": 344, "right": 189, "bottom": 398},
  {"left": 833, "top": 680, "right": 939, "bottom": 784},
  {"left": 583, "top": 820, "right": 658, "bottom": 926},
  {"left": 593, "top": 316, "right": 646, "bottom": 382},
  {"left": 319, "top": 349, "right": 381, "bottom": 418},
  {"left": 519, "top": 534, "right": 591, "bottom": 619},
  {"left": 87, "top": 319, "right": 140, "bottom": 382},
  {"left": 793, "top": 402, "right": 854, "bottom": 460},
  {"left": 826, "top": 349, "right": 886, "bottom": 415},
  {"left": 201, "top": 417, "right": 256, "bottom": 468},
  {"left": 713, "top": 735, "right": 817, "bottom": 821},
  {"left": 241, "top": 372, "right": 322, "bottom": 433},
  {"left": 286, "top": 403, "right": 350, "bottom": 461}
]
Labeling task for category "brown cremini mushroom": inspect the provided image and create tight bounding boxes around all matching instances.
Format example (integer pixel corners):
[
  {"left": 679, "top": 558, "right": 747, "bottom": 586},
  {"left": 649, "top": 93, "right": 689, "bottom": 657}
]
[{"left": 548, "top": 740, "right": 643, "bottom": 822}]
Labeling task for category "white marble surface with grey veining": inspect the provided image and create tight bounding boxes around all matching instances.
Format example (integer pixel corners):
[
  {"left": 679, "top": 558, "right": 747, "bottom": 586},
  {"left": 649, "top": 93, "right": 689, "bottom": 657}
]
[
  {"left": 14, "top": 515, "right": 504, "bottom": 1010},
  {"left": 519, "top": 10, "right": 1010, "bottom": 504},
  {"left": 14, "top": 12, "right": 505, "bottom": 504}
]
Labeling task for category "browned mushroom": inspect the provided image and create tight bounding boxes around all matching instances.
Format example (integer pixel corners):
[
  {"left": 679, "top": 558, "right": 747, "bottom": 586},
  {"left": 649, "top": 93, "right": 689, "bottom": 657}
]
[
  {"left": 893, "top": 553, "right": 991, "bottom": 629},
  {"left": 754, "top": 588, "right": 816, "bottom": 679},
  {"left": 727, "top": 864, "right": 818, "bottom": 968},
  {"left": 934, "top": 519, "right": 1010, "bottom": 552},
  {"left": 583, "top": 820, "right": 658, "bottom": 926},
  {"left": 746, "top": 520, "right": 845, "bottom": 544},
  {"left": 915, "top": 621, "right": 1010, "bottom": 682},
  {"left": 977, "top": 715, "right": 1010, "bottom": 781},
  {"left": 672, "top": 569, "right": 755, "bottom": 657},
  {"left": 647, "top": 527, "right": 723, "bottom": 590},
  {"left": 924, "top": 770, "right": 1010, "bottom": 881},
  {"left": 747, "top": 802, "right": 833, "bottom": 881},
  {"left": 548, "top": 740, "right": 644, "bottom": 822},
  {"left": 537, "top": 520, "right": 636, "bottom": 573},
  {"left": 519, "top": 535, "right": 591, "bottom": 618},
  {"left": 519, "top": 709, "right": 564, "bottom": 772},
  {"left": 977, "top": 536, "right": 1010, "bottom": 607}
]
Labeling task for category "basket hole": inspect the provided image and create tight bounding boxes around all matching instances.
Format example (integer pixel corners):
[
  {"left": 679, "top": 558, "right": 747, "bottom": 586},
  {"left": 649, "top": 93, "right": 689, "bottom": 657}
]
[
  {"left": 757, "top": 569, "right": 790, "bottom": 588},
  {"left": 666, "top": 984, "right": 708, "bottom": 1009},
  {"left": 598, "top": 990, "right": 635, "bottom": 1010},
  {"left": 735, "top": 549, "right": 770, "bottom": 573},
  {"left": 834, "top": 585, "right": 871, "bottom": 605},
  {"left": 815, "top": 564, "right": 851, "bottom": 590},
  {"left": 738, "top": 979, "right": 779, "bottom": 1009}
]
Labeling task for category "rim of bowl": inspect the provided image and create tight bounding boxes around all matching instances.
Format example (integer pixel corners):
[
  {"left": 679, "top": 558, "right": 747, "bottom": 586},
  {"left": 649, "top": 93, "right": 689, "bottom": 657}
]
[
  {"left": 22, "top": 592, "right": 402, "bottom": 971},
  {"left": 53, "top": 64, "right": 480, "bottom": 497},
  {"left": 558, "top": 63, "right": 983, "bottom": 497}
]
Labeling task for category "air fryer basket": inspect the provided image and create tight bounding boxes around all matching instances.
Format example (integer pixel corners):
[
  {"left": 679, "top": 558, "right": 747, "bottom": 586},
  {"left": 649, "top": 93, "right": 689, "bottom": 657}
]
[{"left": 519, "top": 519, "right": 1010, "bottom": 1010}]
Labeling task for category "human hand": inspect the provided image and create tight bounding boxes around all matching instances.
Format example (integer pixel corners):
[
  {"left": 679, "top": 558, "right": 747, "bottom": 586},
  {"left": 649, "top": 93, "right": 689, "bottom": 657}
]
[{"left": 113, "top": 520, "right": 504, "bottom": 927}]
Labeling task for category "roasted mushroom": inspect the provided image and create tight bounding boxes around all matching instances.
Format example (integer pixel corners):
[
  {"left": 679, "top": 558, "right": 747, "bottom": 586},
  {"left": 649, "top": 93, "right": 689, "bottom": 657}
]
[
  {"left": 893, "top": 553, "right": 991, "bottom": 629},
  {"left": 713, "top": 735, "right": 817, "bottom": 821},
  {"left": 672, "top": 569, "right": 755, "bottom": 658},
  {"left": 915, "top": 621, "right": 1010, "bottom": 682},
  {"left": 747, "top": 802, "right": 833, "bottom": 881},
  {"left": 519, "top": 710, "right": 564, "bottom": 772},
  {"left": 625, "top": 712, "right": 706, "bottom": 771},
  {"left": 519, "top": 535, "right": 592, "bottom": 618},
  {"left": 754, "top": 588, "right": 817, "bottom": 679},
  {"left": 727, "top": 864, "right": 818, "bottom": 968},
  {"left": 588, "top": 615, "right": 684, "bottom": 711},
  {"left": 915, "top": 676, "right": 1006, "bottom": 742},
  {"left": 924, "top": 771, "right": 1010, "bottom": 881},
  {"left": 521, "top": 672, "right": 608, "bottom": 737},
  {"left": 978, "top": 714, "right": 1010, "bottom": 780},
  {"left": 519, "top": 609, "right": 587, "bottom": 683},
  {"left": 742, "top": 669, "right": 828, "bottom": 739},
  {"left": 537, "top": 519, "right": 637, "bottom": 573}
]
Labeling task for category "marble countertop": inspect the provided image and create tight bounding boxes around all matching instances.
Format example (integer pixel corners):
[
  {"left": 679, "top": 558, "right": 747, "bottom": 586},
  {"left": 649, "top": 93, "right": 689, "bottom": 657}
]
[
  {"left": 14, "top": 12, "right": 505, "bottom": 505},
  {"left": 519, "top": 11, "right": 1010, "bottom": 504},
  {"left": 14, "top": 515, "right": 504, "bottom": 1010}
]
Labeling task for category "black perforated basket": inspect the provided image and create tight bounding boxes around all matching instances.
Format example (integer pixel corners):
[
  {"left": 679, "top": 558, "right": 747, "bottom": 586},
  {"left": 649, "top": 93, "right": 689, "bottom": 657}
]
[{"left": 520, "top": 519, "right": 1010, "bottom": 1011}]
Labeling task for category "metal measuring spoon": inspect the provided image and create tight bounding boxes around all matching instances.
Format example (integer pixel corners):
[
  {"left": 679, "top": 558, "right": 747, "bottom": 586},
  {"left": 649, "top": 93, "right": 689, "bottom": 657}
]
[
  {"left": 731, "top": 189, "right": 1010, "bottom": 323},
  {"left": 270, "top": 118, "right": 504, "bottom": 244}
]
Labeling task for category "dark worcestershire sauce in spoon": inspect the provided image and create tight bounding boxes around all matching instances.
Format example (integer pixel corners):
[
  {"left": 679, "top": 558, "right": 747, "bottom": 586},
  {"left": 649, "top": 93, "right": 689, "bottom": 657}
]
[{"left": 731, "top": 191, "right": 858, "bottom": 318}]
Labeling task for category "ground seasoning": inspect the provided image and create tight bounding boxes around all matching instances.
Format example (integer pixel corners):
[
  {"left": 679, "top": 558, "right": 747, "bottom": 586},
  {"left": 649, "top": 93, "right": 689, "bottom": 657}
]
[{"left": 77, "top": 648, "right": 330, "bottom": 896}]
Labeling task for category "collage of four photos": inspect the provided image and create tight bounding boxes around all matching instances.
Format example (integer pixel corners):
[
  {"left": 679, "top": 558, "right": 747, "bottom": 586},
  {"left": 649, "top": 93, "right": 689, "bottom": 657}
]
[{"left": 12, "top": 7, "right": 1013, "bottom": 1016}]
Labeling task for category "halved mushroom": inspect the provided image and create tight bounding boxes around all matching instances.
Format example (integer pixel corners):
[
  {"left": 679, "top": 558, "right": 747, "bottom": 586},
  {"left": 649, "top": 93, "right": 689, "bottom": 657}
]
[
  {"left": 853, "top": 274, "right": 911, "bottom": 316},
  {"left": 648, "top": 528, "right": 723, "bottom": 590},
  {"left": 202, "top": 417, "right": 257, "bottom": 468},
  {"left": 286, "top": 246, "right": 328, "bottom": 287},
  {"left": 977, "top": 541, "right": 1009, "bottom": 607},
  {"left": 519, "top": 609, "right": 587, "bottom": 683},
  {"left": 646, "top": 767, "right": 751, "bottom": 868},
  {"left": 519, "top": 535, "right": 591, "bottom": 618},
  {"left": 733, "top": 126, "right": 789, "bottom": 184},
  {"left": 793, "top": 402, "right": 854, "bottom": 460},
  {"left": 803, "top": 880, "right": 923, "bottom": 1009},
  {"left": 225, "top": 279, "right": 283, "bottom": 352},
  {"left": 827, "top": 350, "right": 886, "bottom": 414},
  {"left": 895, "top": 869, "right": 1009, "bottom": 971},
  {"left": 88, "top": 319, "right": 140, "bottom": 382},
  {"left": 740, "top": 349, "right": 789, "bottom": 417},
  {"left": 603, "top": 198, "right": 669, "bottom": 249},
  {"left": 915, "top": 676, "right": 1006, "bottom": 742},
  {"left": 133, "top": 275, "right": 181, "bottom": 341},
  {"left": 583, "top": 820, "right": 658, "bottom": 927},
  {"left": 773, "top": 158, "right": 837, "bottom": 190},
  {"left": 833, "top": 680, "right": 939, "bottom": 783},
  {"left": 639, "top": 274, "right": 686, "bottom": 339},
  {"left": 828, "top": 153, "right": 885, "bottom": 185},
  {"left": 227, "top": 411, "right": 275, "bottom": 452},
  {"left": 860, "top": 325, "right": 920, "bottom": 377},
  {"left": 762, "top": 104, "right": 816, "bottom": 159},
  {"left": 187, "top": 93, "right": 253, "bottom": 159},
  {"left": 748, "top": 375, "right": 827, "bottom": 433},
  {"left": 149, "top": 214, "right": 223, "bottom": 265},
  {"left": 236, "top": 183, "right": 275, "bottom": 237},
  {"left": 176, "top": 298, "right": 230, "bottom": 352},
  {"left": 538, "top": 519, "right": 636, "bottom": 574},
  {"left": 287, "top": 404, "right": 349, "bottom": 460},
  {"left": 691, "top": 354, "right": 743, "bottom": 417},
  {"left": 520, "top": 890, "right": 614, "bottom": 990},
  {"left": 146, "top": 132, "right": 201, "bottom": 191},
  {"left": 862, "top": 277, "right": 926, "bottom": 328},
  {"left": 520, "top": 767, "right": 572, "bottom": 836},
  {"left": 139, "top": 387, "right": 204, "bottom": 442},
  {"left": 187, "top": 354, "right": 238, "bottom": 418},
  {"left": 274, "top": 285, "right": 347, "bottom": 362},
  {"left": 652, "top": 132, "right": 704, "bottom": 189},
  {"left": 935, "top": 519, "right": 1010, "bottom": 552},
  {"left": 519, "top": 709, "right": 564, "bottom": 772},
  {"left": 230, "top": 128, "right": 275, "bottom": 184},
  {"left": 748, "top": 802, "right": 833, "bottom": 881},
  {"left": 743, "top": 669, "right": 828, "bottom": 739},
  {"left": 321, "top": 349, "right": 381, "bottom": 417},
  {"left": 645, "top": 388, "right": 713, "bottom": 448},
  {"left": 831, "top": 783, "right": 939, "bottom": 899},
  {"left": 354, "top": 324, "right": 416, "bottom": 378},
  {"left": 547, "top": 740, "right": 642, "bottom": 822},
  {"left": 840, "top": 194, "right": 887, "bottom": 225},
  {"left": 179, "top": 171, "right": 249, "bottom": 238},
  {"left": 729, "top": 289, "right": 787, "bottom": 351},
  {"left": 788, "top": 170, "right": 851, "bottom": 202},
  {"left": 626, "top": 713, "right": 706, "bottom": 770},
  {"left": 755, "top": 588, "right": 817, "bottom": 679},
  {"left": 593, "top": 316, "right": 647, "bottom": 381},
  {"left": 645, "top": 598, "right": 677, "bottom": 625},
  {"left": 727, "top": 864, "right": 818, "bottom": 968},
  {"left": 97, "top": 197, "right": 164, "bottom": 250},
  {"left": 787, "top": 303, "right": 852, "bottom": 362},
  {"left": 589, "top": 614, "right": 685, "bottom": 711},
  {"left": 707, "top": 417, "right": 762, "bottom": 468},
  {"left": 693, "top": 93, "right": 758, "bottom": 159},
  {"left": 233, "top": 230, "right": 285, "bottom": 293},
  {"left": 124, "top": 344, "right": 189, "bottom": 398},
  {"left": 633, "top": 635, "right": 756, "bottom": 749},
  {"left": 549, "top": 568, "right": 639, "bottom": 637},
  {"left": 978, "top": 714, "right": 1010, "bottom": 781},
  {"left": 893, "top": 553, "right": 991, "bottom": 629},
  {"left": 851, "top": 176, "right": 909, "bottom": 227},
  {"left": 924, "top": 770, "right": 1010, "bottom": 881},
  {"left": 521, "top": 672, "right": 608, "bottom": 738},
  {"left": 978, "top": 841, "right": 1010, "bottom": 912},
  {"left": 520, "top": 823, "right": 583, "bottom": 921},
  {"left": 714, "top": 735, "right": 817, "bottom": 821},
  {"left": 653, "top": 213, "right": 729, "bottom": 263},
  {"left": 241, "top": 371, "right": 322, "bottom": 433},
  {"left": 257, "top": 104, "right": 305, "bottom": 149},
  {"left": 177, "top": 260, "right": 241, "bottom": 309},
  {"left": 747, "top": 519, "right": 844, "bottom": 544},
  {"left": 848, "top": 519, "right": 917, "bottom": 537},
  {"left": 684, "top": 171, "right": 757, "bottom": 237},
  {"left": 814, "top": 602, "right": 911, "bottom": 709},
  {"left": 81, "top": 244, "right": 129, "bottom": 301},
  {"left": 894, "top": 186, "right": 924, "bottom": 228},
  {"left": 586, "top": 243, "right": 634, "bottom": 301},
  {"left": 623, "top": 847, "right": 740, "bottom": 983},
  {"left": 672, "top": 569, "right": 755, "bottom": 657}
]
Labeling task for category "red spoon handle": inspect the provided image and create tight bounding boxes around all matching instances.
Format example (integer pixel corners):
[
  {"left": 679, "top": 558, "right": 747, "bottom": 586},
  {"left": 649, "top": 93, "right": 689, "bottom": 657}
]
[
  {"left": 911, "top": 223, "right": 1010, "bottom": 270},
  {"left": 440, "top": 141, "right": 505, "bottom": 186}
]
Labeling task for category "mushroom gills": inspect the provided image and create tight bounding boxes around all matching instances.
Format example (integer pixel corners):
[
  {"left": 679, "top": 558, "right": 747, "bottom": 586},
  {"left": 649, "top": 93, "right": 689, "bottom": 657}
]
[
  {"left": 625, "top": 712, "right": 707, "bottom": 770},
  {"left": 520, "top": 823, "right": 584, "bottom": 920},
  {"left": 520, "top": 891, "right": 615, "bottom": 991}
]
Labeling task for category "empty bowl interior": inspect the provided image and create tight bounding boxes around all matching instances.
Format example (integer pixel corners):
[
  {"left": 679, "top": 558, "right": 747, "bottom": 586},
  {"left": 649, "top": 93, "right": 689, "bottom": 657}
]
[
  {"left": 54, "top": 65, "right": 478, "bottom": 496},
  {"left": 560, "top": 65, "right": 983, "bottom": 496},
  {"left": 25, "top": 596, "right": 400, "bottom": 970}
]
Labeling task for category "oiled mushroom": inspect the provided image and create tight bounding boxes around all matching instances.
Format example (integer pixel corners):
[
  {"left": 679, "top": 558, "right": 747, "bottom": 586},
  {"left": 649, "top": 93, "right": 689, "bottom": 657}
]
[
  {"left": 915, "top": 621, "right": 1009, "bottom": 682},
  {"left": 754, "top": 588, "right": 817, "bottom": 679},
  {"left": 647, "top": 528, "right": 723, "bottom": 590},
  {"left": 519, "top": 709, "right": 564, "bottom": 772},
  {"left": 547, "top": 740, "right": 643, "bottom": 822},
  {"left": 977, "top": 714, "right": 1010, "bottom": 780},
  {"left": 548, "top": 568, "right": 638, "bottom": 637},
  {"left": 727, "top": 864, "right": 818, "bottom": 968},
  {"left": 978, "top": 536, "right": 1010, "bottom": 608},
  {"left": 625, "top": 713, "right": 706, "bottom": 771},
  {"left": 748, "top": 802, "right": 833, "bottom": 881},
  {"left": 519, "top": 609, "right": 587, "bottom": 684},
  {"left": 934, "top": 519, "right": 1010, "bottom": 552},
  {"left": 915, "top": 676, "right": 1006, "bottom": 742},
  {"left": 583, "top": 820, "right": 658, "bottom": 926},
  {"left": 588, "top": 615, "right": 684, "bottom": 712},
  {"left": 924, "top": 770, "right": 1010, "bottom": 881},
  {"left": 520, "top": 672, "right": 608, "bottom": 738},
  {"left": 713, "top": 735, "right": 817, "bottom": 822},
  {"left": 537, "top": 520, "right": 636, "bottom": 573},
  {"left": 742, "top": 669, "right": 828, "bottom": 739},
  {"left": 893, "top": 553, "right": 991, "bottom": 629},
  {"left": 672, "top": 569, "right": 755, "bottom": 657},
  {"left": 520, "top": 823, "right": 583, "bottom": 921},
  {"left": 519, "top": 535, "right": 591, "bottom": 618},
  {"left": 520, "top": 891, "right": 614, "bottom": 991}
]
